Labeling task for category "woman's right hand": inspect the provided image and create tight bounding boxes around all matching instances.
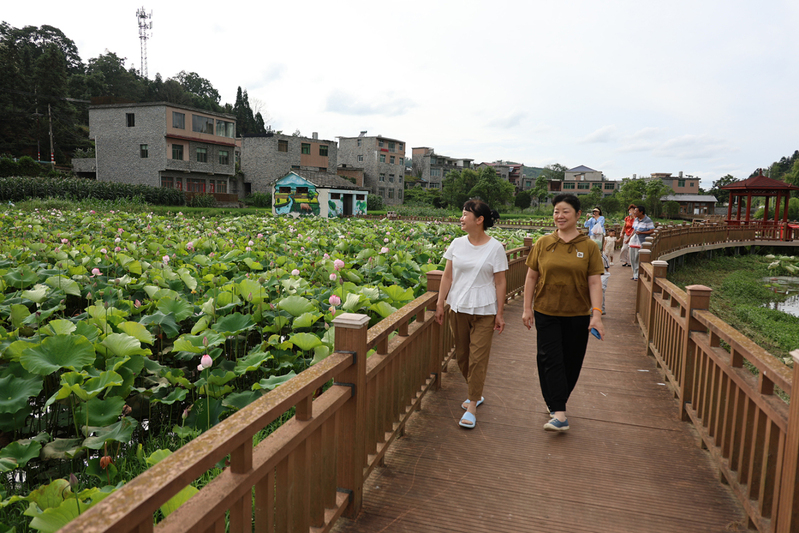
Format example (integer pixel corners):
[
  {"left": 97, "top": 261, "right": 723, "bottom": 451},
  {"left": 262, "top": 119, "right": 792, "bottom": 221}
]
[
  {"left": 522, "top": 308, "right": 534, "bottom": 330},
  {"left": 435, "top": 304, "right": 445, "bottom": 325}
]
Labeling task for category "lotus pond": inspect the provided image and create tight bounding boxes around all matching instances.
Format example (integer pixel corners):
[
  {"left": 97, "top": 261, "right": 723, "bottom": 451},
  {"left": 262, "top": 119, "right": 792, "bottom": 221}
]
[{"left": 0, "top": 208, "right": 537, "bottom": 532}]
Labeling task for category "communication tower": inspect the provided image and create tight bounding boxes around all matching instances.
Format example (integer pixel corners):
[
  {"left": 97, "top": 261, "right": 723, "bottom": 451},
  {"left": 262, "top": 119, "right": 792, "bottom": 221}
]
[{"left": 136, "top": 7, "right": 153, "bottom": 78}]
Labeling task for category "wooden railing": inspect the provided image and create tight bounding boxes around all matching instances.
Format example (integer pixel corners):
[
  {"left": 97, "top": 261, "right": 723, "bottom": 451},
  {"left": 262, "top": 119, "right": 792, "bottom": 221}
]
[
  {"left": 635, "top": 255, "right": 799, "bottom": 532},
  {"left": 61, "top": 239, "right": 533, "bottom": 533}
]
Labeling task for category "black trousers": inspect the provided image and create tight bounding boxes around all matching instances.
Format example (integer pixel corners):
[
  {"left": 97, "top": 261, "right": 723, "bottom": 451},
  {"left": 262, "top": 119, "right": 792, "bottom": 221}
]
[{"left": 534, "top": 311, "right": 590, "bottom": 413}]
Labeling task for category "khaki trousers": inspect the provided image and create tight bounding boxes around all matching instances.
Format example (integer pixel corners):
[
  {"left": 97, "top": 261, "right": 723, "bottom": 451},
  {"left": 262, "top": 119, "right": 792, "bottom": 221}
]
[{"left": 450, "top": 311, "right": 496, "bottom": 402}]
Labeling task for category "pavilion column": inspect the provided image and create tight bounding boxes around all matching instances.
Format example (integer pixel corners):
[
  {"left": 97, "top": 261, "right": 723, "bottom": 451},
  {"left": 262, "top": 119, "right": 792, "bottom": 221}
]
[
  {"left": 775, "top": 191, "right": 781, "bottom": 223},
  {"left": 736, "top": 193, "right": 742, "bottom": 222},
  {"left": 764, "top": 195, "right": 770, "bottom": 225},
  {"left": 745, "top": 192, "right": 752, "bottom": 222}
]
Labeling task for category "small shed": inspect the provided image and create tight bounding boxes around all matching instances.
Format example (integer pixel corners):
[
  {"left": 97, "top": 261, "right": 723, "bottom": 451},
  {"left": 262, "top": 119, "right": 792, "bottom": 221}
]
[
  {"left": 720, "top": 171, "right": 799, "bottom": 240},
  {"left": 272, "top": 171, "right": 369, "bottom": 218},
  {"left": 661, "top": 194, "right": 718, "bottom": 217}
]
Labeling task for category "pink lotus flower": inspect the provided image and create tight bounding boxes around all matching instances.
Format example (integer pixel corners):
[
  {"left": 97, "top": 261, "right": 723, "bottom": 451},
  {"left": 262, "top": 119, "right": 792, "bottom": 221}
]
[
  {"left": 114, "top": 246, "right": 121, "bottom": 252},
  {"left": 329, "top": 295, "right": 341, "bottom": 306},
  {"left": 248, "top": 240, "right": 254, "bottom": 246},
  {"left": 257, "top": 233, "right": 263, "bottom": 238},
  {"left": 291, "top": 269, "right": 300, "bottom": 276},
  {"left": 334, "top": 259, "right": 345, "bottom": 271},
  {"left": 186, "top": 241, "right": 194, "bottom": 250},
  {"left": 329, "top": 306, "right": 336, "bottom": 316},
  {"left": 384, "top": 238, "right": 389, "bottom": 243},
  {"left": 162, "top": 255, "right": 170, "bottom": 264},
  {"left": 329, "top": 273, "right": 337, "bottom": 281},
  {"left": 324, "top": 253, "right": 330, "bottom": 259},
  {"left": 200, "top": 354, "right": 213, "bottom": 368},
  {"left": 91, "top": 268, "right": 101, "bottom": 276},
  {"left": 380, "top": 247, "right": 389, "bottom": 254},
  {"left": 100, "top": 248, "right": 107, "bottom": 254}
]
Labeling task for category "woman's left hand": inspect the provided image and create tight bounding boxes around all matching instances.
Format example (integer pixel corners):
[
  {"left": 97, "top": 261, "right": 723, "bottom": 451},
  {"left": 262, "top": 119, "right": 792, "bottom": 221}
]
[
  {"left": 494, "top": 314, "right": 505, "bottom": 334},
  {"left": 589, "top": 315, "right": 604, "bottom": 340}
]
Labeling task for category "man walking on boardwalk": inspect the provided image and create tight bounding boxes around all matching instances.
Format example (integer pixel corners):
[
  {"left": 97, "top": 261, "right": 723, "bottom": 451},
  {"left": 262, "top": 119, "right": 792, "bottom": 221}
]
[{"left": 629, "top": 205, "right": 655, "bottom": 281}]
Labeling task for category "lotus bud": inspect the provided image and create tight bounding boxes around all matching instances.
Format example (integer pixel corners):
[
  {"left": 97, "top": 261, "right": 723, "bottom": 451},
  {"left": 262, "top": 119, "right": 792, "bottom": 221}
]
[
  {"left": 203, "top": 336, "right": 208, "bottom": 347},
  {"left": 329, "top": 295, "right": 341, "bottom": 306},
  {"left": 69, "top": 473, "right": 78, "bottom": 489},
  {"left": 291, "top": 269, "right": 300, "bottom": 276},
  {"left": 100, "top": 456, "right": 112, "bottom": 470},
  {"left": 334, "top": 259, "right": 345, "bottom": 271},
  {"left": 122, "top": 404, "right": 132, "bottom": 416},
  {"left": 182, "top": 407, "right": 191, "bottom": 419},
  {"left": 134, "top": 299, "right": 141, "bottom": 308},
  {"left": 201, "top": 354, "right": 213, "bottom": 368}
]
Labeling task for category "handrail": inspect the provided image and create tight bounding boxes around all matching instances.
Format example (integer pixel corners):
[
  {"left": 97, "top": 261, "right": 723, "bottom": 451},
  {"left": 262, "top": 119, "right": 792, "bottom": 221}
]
[
  {"left": 61, "top": 236, "right": 534, "bottom": 533},
  {"left": 635, "top": 232, "right": 799, "bottom": 532}
]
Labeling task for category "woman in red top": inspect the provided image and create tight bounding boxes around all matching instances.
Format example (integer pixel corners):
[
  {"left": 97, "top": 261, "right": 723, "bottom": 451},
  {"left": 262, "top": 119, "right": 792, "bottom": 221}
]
[{"left": 619, "top": 204, "right": 636, "bottom": 267}]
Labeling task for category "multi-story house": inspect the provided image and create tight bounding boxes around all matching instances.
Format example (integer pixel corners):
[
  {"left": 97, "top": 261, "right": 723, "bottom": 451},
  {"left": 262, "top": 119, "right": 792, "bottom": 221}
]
[
  {"left": 652, "top": 172, "right": 701, "bottom": 194},
  {"left": 548, "top": 165, "right": 619, "bottom": 198},
  {"left": 412, "top": 147, "right": 472, "bottom": 190},
  {"left": 338, "top": 132, "right": 406, "bottom": 205},
  {"left": 653, "top": 172, "right": 715, "bottom": 216},
  {"left": 240, "top": 132, "right": 337, "bottom": 194},
  {"left": 81, "top": 102, "right": 239, "bottom": 198},
  {"left": 476, "top": 161, "right": 524, "bottom": 188}
]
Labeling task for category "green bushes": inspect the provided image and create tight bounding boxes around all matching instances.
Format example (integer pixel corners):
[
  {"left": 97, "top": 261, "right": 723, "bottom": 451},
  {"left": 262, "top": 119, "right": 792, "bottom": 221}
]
[
  {"left": 17, "top": 156, "right": 42, "bottom": 177},
  {"left": 367, "top": 194, "right": 384, "bottom": 211},
  {"left": 244, "top": 191, "right": 271, "bottom": 208},
  {"left": 187, "top": 193, "right": 217, "bottom": 208},
  {"left": 0, "top": 176, "right": 185, "bottom": 206}
]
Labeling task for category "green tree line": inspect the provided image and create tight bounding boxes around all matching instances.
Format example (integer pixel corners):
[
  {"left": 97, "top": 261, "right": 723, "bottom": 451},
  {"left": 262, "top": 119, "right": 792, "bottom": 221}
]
[{"left": 0, "top": 22, "right": 267, "bottom": 164}]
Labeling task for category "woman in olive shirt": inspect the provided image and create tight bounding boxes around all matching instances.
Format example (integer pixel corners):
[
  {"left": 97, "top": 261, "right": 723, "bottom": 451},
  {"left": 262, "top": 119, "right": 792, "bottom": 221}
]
[{"left": 522, "top": 194, "right": 605, "bottom": 432}]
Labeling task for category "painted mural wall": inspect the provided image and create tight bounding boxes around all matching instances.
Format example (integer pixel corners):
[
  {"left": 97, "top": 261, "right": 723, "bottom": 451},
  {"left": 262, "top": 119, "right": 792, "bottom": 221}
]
[
  {"left": 327, "top": 190, "right": 368, "bottom": 218},
  {"left": 273, "top": 173, "right": 320, "bottom": 217}
]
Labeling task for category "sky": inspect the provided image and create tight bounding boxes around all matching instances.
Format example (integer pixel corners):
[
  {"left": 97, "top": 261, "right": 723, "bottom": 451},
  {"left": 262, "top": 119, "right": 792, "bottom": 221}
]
[{"left": 5, "top": 0, "right": 799, "bottom": 189}]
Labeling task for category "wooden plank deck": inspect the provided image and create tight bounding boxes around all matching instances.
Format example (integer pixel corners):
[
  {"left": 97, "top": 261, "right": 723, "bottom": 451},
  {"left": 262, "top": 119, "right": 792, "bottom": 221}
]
[{"left": 333, "top": 262, "right": 750, "bottom": 533}]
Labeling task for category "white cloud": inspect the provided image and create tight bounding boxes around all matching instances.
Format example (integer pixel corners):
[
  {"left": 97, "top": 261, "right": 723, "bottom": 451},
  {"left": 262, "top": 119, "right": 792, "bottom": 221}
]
[
  {"left": 580, "top": 125, "right": 617, "bottom": 144},
  {"left": 325, "top": 90, "right": 415, "bottom": 117}
]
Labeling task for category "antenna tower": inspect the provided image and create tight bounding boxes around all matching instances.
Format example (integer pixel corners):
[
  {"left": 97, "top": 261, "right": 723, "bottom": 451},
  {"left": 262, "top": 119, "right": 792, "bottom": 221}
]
[{"left": 136, "top": 7, "right": 153, "bottom": 78}]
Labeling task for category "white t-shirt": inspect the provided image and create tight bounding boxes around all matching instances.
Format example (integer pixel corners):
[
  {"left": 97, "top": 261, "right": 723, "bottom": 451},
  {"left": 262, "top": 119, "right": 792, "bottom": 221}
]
[{"left": 443, "top": 236, "right": 509, "bottom": 315}]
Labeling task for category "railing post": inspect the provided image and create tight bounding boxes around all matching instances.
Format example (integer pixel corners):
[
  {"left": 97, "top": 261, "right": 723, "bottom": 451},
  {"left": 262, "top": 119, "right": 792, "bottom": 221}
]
[
  {"left": 680, "top": 285, "right": 712, "bottom": 422},
  {"left": 426, "top": 270, "right": 444, "bottom": 390},
  {"left": 776, "top": 349, "right": 799, "bottom": 532},
  {"left": 645, "top": 260, "right": 669, "bottom": 356},
  {"left": 332, "top": 312, "right": 369, "bottom": 519}
]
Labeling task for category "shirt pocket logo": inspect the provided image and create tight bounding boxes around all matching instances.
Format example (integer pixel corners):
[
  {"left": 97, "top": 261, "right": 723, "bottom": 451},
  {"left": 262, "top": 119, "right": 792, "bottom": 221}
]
[{"left": 577, "top": 252, "right": 584, "bottom": 258}]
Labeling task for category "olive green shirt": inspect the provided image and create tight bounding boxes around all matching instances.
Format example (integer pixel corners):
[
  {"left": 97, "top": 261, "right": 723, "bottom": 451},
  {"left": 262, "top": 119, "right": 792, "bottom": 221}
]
[{"left": 525, "top": 232, "right": 605, "bottom": 317}]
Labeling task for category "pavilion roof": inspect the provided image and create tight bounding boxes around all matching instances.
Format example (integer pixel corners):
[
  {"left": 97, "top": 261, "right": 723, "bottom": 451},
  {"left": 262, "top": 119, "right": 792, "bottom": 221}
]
[{"left": 720, "top": 174, "right": 799, "bottom": 192}]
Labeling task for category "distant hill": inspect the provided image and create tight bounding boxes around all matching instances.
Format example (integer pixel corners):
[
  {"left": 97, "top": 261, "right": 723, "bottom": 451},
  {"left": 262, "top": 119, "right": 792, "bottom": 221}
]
[{"left": 523, "top": 166, "right": 544, "bottom": 180}]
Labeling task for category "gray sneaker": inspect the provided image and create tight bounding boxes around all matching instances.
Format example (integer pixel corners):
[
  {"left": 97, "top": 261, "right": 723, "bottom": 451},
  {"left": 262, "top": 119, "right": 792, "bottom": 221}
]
[{"left": 544, "top": 418, "right": 569, "bottom": 431}]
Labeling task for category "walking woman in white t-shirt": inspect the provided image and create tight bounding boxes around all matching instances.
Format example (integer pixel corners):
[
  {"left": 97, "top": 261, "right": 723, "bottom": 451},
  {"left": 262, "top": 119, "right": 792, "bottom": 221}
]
[{"left": 435, "top": 199, "right": 509, "bottom": 429}]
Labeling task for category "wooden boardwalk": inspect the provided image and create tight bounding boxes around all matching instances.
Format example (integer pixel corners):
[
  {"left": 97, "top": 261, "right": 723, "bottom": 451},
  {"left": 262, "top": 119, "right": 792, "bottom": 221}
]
[{"left": 333, "top": 262, "right": 749, "bottom": 533}]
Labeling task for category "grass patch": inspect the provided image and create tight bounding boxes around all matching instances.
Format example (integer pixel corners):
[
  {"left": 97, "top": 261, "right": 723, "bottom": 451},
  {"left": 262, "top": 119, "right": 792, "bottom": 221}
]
[{"left": 668, "top": 252, "right": 799, "bottom": 363}]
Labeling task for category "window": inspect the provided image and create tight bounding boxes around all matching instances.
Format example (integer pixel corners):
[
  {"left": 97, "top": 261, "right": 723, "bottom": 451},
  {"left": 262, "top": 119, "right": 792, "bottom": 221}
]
[
  {"left": 173, "top": 112, "right": 185, "bottom": 129},
  {"left": 216, "top": 120, "right": 234, "bottom": 138},
  {"left": 331, "top": 193, "right": 341, "bottom": 200},
  {"left": 380, "top": 154, "right": 386, "bottom": 163},
  {"left": 217, "top": 180, "right": 227, "bottom": 193},
  {"left": 690, "top": 181, "right": 695, "bottom": 187},
  {"left": 196, "top": 148, "right": 207, "bottom": 163},
  {"left": 379, "top": 173, "right": 385, "bottom": 182},
  {"left": 186, "top": 178, "right": 205, "bottom": 193},
  {"left": 430, "top": 168, "right": 441, "bottom": 177},
  {"left": 161, "top": 177, "right": 173, "bottom": 188},
  {"left": 301, "top": 143, "right": 311, "bottom": 155},
  {"left": 219, "top": 150, "right": 229, "bottom": 165},
  {"left": 126, "top": 113, "right": 135, "bottom": 127},
  {"left": 319, "top": 145, "right": 329, "bottom": 156},
  {"left": 279, "top": 187, "right": 291, "bottom": 193},
  {"left": 389, "top": 174, "right": 394, "bottom": 183},
  {"left": 174, "top": 178, "right": 183, "bottom": 190},
  {"left": 389, "top": 142, "right": 395, "bottom": 151},
  {"left": 604, "top": 183, "right": 615, "bottom": 190},
  {"left": 398, "top": 176, "right": 403, "bottom": 183},
  {"left": 297, "top": 187, "right": 309, "bottom": 195},
  {"left": 357, "top": 155, "right": 363, "bottom": 162},
  {"left": 398, "top": 190, "right": 403, "bottom": 200},
  {"left": 172, "top": 144, "right": 184, "bottom": 160},
  {"left": 378, "top": 140, "right": 384, "bottom": 147},
  {"left": 192, "top": 115, "right": 215, "bottom": 134},
  {"left": 398, "top": 143, "right": 403, "bottom": 150},
  {"left": 390, "top": 156, "right": 395, "bottom": 164},
  {"left": 356, "top": 194, "right": 365, "bottom": 200},
  {"left": 378, "top": 187, "right": 386, "bottom": 197},
  {"left": 430, "top": 183, "right": 440, "bottom": 189},
  {"left": 678, "top": 179, "right": 686, "bottom": 187},
  {"left": 563, "top": 182, "right": 575, "bottom": 190},
  {"left": 388, "top": 189, "right": 394, "bottom": 199},
  {"left": 319, "top": 167, "right": 326, "bottom": 172},
  {"left": 357, "top": 139, "right": 362, "bottom": 147},
  {"left": 577, "top": 183, "right": 590, "bottom": 190},
  {"left": 278, "top": 140, "right": 288, "bottom": 152},
  {"left": 399, "top": 157, "right": 404, "bottom": 165},
  {"left": 140, "top": 144, "right": 149, "bottom": 158}
]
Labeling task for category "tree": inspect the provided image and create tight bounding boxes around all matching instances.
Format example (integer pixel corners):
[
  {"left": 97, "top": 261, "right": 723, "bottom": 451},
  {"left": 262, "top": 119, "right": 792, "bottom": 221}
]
[
  {"left": 664, "top": 200, "right": 681, "bottom": 219},
  {"left": 468, "top": 166, "right": 515, "bottom": 209},
  {"left": 618, "top": 177, "right": 647, "bottom": 210},
  {"left": 404, "top": 187, "right": 438, "bottom": 206},
  {"left": 86, "top": 52, "right": 143, "bottom": 102},
  {"left": 530, "top": 175, "right": 549, "bottom": 206},
  {"left": 514, "top": 190, "right": 532, "bottom": 209},
  {"left": 709, "top": 174, "right": 738, "bottom": 205},
  {"left": 174, "top": 71, "right": 222, "bottom": 111},
  {"left": 644, "top": 179, "right": 673, "bottom": 218},
  {"left": 785, "top": 159, "right": 799, "bottom": 196},
  {"left": 233, "top": 87, "right": 266, "bottom": 135},
  {"left": 541, "top": 163, "right": 568, "bottom": 182},
  {"left": 441, "top": 169, "right": 479, "bottom": 208},
  {"left": 582, "top": 186, "right": 602, "bottom": 210}
]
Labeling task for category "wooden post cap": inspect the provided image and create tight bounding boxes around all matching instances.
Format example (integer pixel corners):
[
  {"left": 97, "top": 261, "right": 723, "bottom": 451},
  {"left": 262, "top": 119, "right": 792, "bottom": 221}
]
[{"left": 331, "top": 313, "right": 370, "bottom": 329}]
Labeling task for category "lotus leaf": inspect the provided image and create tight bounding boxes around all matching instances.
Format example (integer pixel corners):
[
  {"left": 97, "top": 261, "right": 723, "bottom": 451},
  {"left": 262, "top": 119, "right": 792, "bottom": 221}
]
[
  {"left": 342, "top": 293, "right": 366, "bottom": 312},
  {"left": 76, "top": 397, "right": 125, "bottom": 426},
  {"left": 0, "top": 405, "right": 32, "bottom": 432},
  {"left": 82, "top": 417, "right": 139, "bottom": 449},
  {"left": 172, "top": 332, "right": 225, "bottom": 353},
  {"left": 356, "top": 248, "right": 375, "bottom": 261},
  {"left": 40, "top": 439, "right": 83, "bottom": 460},
  {"left": 140, "top": 311, "right": 180, "bottom": 339},
  {"left": 125, "top": 260, "right": 143, "bottom": 275},
  {"left": 117, "top": 321, "right": 155, "bottom": 345},
  {"left": 3, "top": 268, "right": 38, "bottom": 289},
  {"left": 0, "top": 373, "right": 43, "bottom": 414},
  {"left": 82, "top": 371, "right": 124, "bottom": 397},
  {"left": 262, "top": 315, "right": 290, "bottom": 333},
  {"left": 369, "top": 301, "right": 398, "bottom": 318},
  {"left": 237, "top": 278, "right": 263, "bottom": 302},
  {"left": 233, "top": 350, "right": 272, "bottom": 375},
  {"left": 191, "top": 314, "right": 211, "bottom": 334},
  {"left": 243, "top": 258, "right": 263, "bottom": 271},
  {"left": 292, "top": 312, "right": 323, "bottom": 330},
  {"left": 101, "top": 333, "right": 150, "bottom": 358},
  {"left": 43, "top": 276, "right": 80, "bottom": 297},
  {"left": 86, "top": 305, "right": 128, "bottom": 320},
  {"left": 177, "top": 269, "right": 198, "bottom": 291},
  {"left": 150, "top": 388, "right": 187, "bottom": 405},
  {"left": 10, "top": 304, "right": 31, "bottom": 329},
  {"left": 311, "top": 345, "right": 331, "bottom": 365},
  {"left": 186, "top": 397, "right": 225, "bottom": 430},
  {"left": 43, "top": 319, "right": 77, "bottom": 336},
  {"left": 253, "top": 371, "right": 296, "bottom": 391},
  {"left": 86, "top": 456, "right": 119, "bottom": 483},
  {"left": 278, "top": 295, "right": 316, "bottom": 317},
  {"left": 28, "top": 488, "right": 112, "bottom": 533},
  {"left": 222, "top": 390, "right": 262, "bottom": 411},
  {"left": 289, "top": 332, "right": 322, "bottom": 352},
  {"left": 382, "top": 285, "right": 414, "bottom": 305},
  {"left": 74, "top": 321, "right": 101, "bottom": 343},
  {"left": 20, "top": 335, "right": 95, "bottom": 375},
  {"left": 156, "top": 297, "right": 194, "bottom": 322},
  {"left": 145, "top": 448, "right": 172, "bottom": 467},
  {"left": 22, "top": 304, "right": 62, "bottom": 325},
  {"left": 206, "top": 369, "right": 236, "bottom": 387},
  {"left": 0, "top": 440, "right": 43, "bottom": 472},
  {"left": 171, "top": 425, "right": 201, "bottom": 439},
  {"left": 211, "top": 312, "right": 256, "bottom": 336},
  {"left": 25, "top": 479, "right": 71, "bottom": 511},
  {"left": 361, "top": 287, "right": 380, "bottom": 301}
]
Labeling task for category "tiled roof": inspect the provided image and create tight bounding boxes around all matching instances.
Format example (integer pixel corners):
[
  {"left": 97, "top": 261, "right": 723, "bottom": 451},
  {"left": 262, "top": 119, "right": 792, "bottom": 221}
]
[
  {"left": 280, "top": 170, "right": 367, "bottom": 191},
  {"left": 662, "top": 194, "right": 718, "bottom": 203},
  {"left": 568, "top": 165, "right": 597, "bottom": 172},
  {"left": 720, "top": 174, "right": 799, "bottom": 191}
]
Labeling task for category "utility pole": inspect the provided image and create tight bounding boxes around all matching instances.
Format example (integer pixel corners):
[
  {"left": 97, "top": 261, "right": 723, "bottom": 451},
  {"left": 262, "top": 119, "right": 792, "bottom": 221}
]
[{"left": 48, "top": 103, "right": 54, "bottom": 165}]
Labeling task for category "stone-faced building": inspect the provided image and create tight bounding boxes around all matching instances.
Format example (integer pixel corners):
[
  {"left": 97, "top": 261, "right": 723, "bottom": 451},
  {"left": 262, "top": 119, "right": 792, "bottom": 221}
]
[
  {"left": 412, "top": 147, "right": 473, "bottom": 190},
  {"left": 240, "top": 132, "right": 337, "bottom": 195},
  {"left": 338, "top": 131, "right": 406, "bottom": 205},
  {"left": 82, "top": 102, "right": 239, "bottom": 197}
]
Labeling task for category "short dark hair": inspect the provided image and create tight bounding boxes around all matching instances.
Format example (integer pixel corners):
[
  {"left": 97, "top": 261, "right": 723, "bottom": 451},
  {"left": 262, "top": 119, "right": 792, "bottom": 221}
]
[
  {"left": 463, "top": 199, "right": 500, "bottom": 230},
  {"left": 635, "top": 204, "right": 646, "bottom": 215},
  {"left": 628, "top": 204, "right": 636, "bottom": 210},
  {"left": 552, "top": 194, "right": 581, "bottom": 213}
]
